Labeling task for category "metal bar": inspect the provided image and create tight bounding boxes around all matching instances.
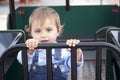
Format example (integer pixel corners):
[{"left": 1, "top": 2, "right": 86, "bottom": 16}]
[
  {"left": 71, "top": 47, "right": 77, "bottom": 80},
  {"left": 96, "top": 47, "right": 102, "bottom": 80},
  {"left": 9, "top": 0, "right": 16, "bottom": 29},
  {"left": 22, "top": 49, "right": 29, "bottom": 80},
  {"left": 1, "top": 42, "right": 120, "bottom": 61},
  {"left": 0, "top": 61, "right": 4, "bottom": 80},
  {"left": 112, "top": 58, "right": 117, "bottom": 80},
  {"left": 46, "top": 49, "right": 53, "bottom": 80},
  {"left": 1, "top": 42, "right": 120, "bottom": 80},
  {"left": 66, "top": 0, "right": 70, "bottom": 11}
]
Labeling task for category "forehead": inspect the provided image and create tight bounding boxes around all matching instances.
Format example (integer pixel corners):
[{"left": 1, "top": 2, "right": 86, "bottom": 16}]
[{"left": 31, "top": 18, "right": 56, "bottom": 28}]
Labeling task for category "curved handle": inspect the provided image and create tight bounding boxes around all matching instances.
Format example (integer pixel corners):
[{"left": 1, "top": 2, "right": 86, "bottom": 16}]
[
  {"left": 66, "top": 0, "right": 70, "bottom": 11},
  {"left": 1, "top": 42, "right": 120, "bottom": 80}
]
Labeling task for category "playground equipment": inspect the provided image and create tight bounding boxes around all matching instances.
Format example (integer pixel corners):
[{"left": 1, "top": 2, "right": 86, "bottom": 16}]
[
  {"left": 0, "top": 0, "right": 120, "bottom": 80},
  {"left": 1, "top": 40, "right": 120, "bottom": 80}
]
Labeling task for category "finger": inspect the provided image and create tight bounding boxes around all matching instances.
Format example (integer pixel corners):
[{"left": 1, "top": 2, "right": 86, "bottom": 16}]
[
  {"left": 66, "top": 39, "right": 70, "bottom": 46},
  {"left": 25, "top": 40, "right": 31, "bottom": 48},
  {"left": 72, "top": 39, "right": 77, "bottom": 47},
  {"left": 66, "top": 39, "right": 73, "bottom": 46},
  {"left": 31, "top": 42, "right": 36, "bottom": 49},
  {"left": 25, "top": 39, "right": 38, "bottom": 49},
  {"left": 72, "top": 39, "right": 80, "bottom": 47},
  {"left": 75, "top": 39, "right": 80, "bottom": 45},
  {"left": 76, "top": 39, "right": 80, "bottom": 44},
  {"left": 31, "top": 42, "right": 37, "bottom": 48},
  {"left": 28, "top": 41, "right": 34, "bottom": 49},
  {"left": 31, "top": 40, "right": 39, "bottom": 49}
]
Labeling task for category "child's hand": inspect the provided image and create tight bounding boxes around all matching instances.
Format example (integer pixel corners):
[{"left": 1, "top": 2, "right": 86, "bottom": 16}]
[
  {"left": 66, "top": 39, "right": 80, "bottom": 47},
  {"left": 66, "top": 39, "right": 82, "bottom": 61},
  {"left": 25, "top": 39, "right": 39, "bottom": 50}
]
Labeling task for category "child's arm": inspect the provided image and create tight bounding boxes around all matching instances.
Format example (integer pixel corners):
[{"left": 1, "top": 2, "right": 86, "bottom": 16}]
[
  {"left": 66, "top": 39, "right": 82, "bottom": 62},
  {"left": 76, "top": 48, "right": 82, "bottom": 61}
]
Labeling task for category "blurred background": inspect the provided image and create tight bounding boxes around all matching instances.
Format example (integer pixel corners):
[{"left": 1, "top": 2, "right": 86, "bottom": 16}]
[{"left": 0, "top": 0, "right": 119, "bottom": 30}]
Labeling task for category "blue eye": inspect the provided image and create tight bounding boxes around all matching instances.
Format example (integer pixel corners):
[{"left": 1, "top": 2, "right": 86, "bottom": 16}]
[
  {"left": 35, "top": 30, "right": 41, "bottom": 33},
  {"left": 47, "top": 28, "right": 52, "bottom": 32}
]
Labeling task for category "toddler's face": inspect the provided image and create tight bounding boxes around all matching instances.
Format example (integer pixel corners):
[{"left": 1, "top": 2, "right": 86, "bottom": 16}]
[{"left": 30, "top": 18, "right": 59, "bottom": 43}]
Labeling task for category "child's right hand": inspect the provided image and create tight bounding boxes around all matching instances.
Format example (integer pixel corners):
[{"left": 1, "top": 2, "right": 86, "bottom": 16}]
[
  {"left": 25, "top": 39, "right": 39, "bottom": 55},
  {"left": 25, "top": 39, "right": 39, "bottom": 50}
]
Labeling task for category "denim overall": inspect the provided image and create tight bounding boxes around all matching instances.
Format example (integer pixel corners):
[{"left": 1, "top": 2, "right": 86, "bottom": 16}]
[{"left": 29, "top": 49, "right": 66, "bottom": 80}]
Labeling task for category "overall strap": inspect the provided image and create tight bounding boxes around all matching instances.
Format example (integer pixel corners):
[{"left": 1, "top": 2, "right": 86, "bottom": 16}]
[
  {"left": 32, "top": 50, "right": 39, "bottom": 65},
  {"left": 32, "top": 49, "right": 61, "bottom": 64},
  {"left": 54, "top": 48, "right": 61, "bottom": 60}
]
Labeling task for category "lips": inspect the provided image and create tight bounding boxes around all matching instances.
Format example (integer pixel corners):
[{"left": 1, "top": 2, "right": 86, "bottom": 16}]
[{"left": 41, "top": 40, "right": 49, "bottom": 43}]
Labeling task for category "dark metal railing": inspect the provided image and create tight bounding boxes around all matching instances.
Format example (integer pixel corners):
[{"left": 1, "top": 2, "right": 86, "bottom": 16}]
[
  {"left": 9, "top": 0, "right": 16, "bottom": 29},
  {"left": 106, "top": 28, "right": 120, "bottom": 80},
  {"left": 0, "top": 42, "right": 120, "bottom": 80},
  {"left": 66, "top": 0, "right": 70, "bottom": 11},
  {"left": 107, "top": 29, "right": 120, "bottom": 48}
]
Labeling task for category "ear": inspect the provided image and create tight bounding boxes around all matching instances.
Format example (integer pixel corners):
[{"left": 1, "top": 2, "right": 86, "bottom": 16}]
[{"left": 57, "top": 32, "right": 60, "bottom": 37}]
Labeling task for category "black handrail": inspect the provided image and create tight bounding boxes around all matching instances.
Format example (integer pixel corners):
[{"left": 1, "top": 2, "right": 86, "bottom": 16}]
[
  {"left": 106, "top": 28, "right": 120, "bottom": 80},
  {"left": 0, "top": 42, "right": 120, "bottom": 80},
  {"left": 107, "top": 29, "right": 120, "bottom": 48},
  {"left": 66, "top": 0, "right": 70, "bottom": 11},
  {"left": 9, "top": 0, "right": 16, "bottom": 29},
  {"left": 95, "top": 26, "right": 118, "bottom": 41}
]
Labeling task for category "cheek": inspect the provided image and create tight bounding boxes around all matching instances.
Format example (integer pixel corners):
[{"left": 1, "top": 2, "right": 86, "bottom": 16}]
[
  {"left": 30, "top": 32, "right": 35, "bottom": 37},
  {"left": 31, "top": 32, "right": 39, "bottom": 39},
  {"left": 51, "top": 33, "right": 59, "bottom": 40},
  {"left": 53, "top": 31, "right": 59, "bottom": 37},
  {"left": 32, "top": 35, "right": 41, "bottom": 41}
]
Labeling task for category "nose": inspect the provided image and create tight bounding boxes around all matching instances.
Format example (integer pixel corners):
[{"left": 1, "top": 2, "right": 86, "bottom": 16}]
[{"left": 41, "top": 31, "right": 47, "bottom": 37}]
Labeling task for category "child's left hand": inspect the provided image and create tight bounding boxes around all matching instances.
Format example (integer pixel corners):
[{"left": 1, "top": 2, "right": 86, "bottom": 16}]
[
  {"left": 66, "top": 39, "right": 80, "bottom": 47},
  {"left": 66, "top": 39, "right": 82, "bottom": 61}
]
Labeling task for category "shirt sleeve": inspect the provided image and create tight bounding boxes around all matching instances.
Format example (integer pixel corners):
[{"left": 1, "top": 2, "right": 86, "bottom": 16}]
[
  {"left": 17, "top": 50, "right": 22, "bottom": 64},
  {"left": 17, "top": 50, "right": 35, "bottom": 70},
  {"left": 61, "top": 49, "right": 84, "bottom": 70}
]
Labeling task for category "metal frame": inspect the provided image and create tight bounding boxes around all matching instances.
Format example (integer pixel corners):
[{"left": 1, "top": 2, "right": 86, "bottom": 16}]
[
  {"left": 106, "top": 28, "right": 120, "bottom": 80},
  {"left": 0, "top": 42, "right": 120, "bottom": 80},
  {"left": 9, "top": 0, "right": 16, "bottom": 29}
]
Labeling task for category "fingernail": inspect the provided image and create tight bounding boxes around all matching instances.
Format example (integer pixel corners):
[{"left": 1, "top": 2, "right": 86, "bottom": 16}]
[{"left": 73, "top": 44, "right": 75, "bottom": 47}]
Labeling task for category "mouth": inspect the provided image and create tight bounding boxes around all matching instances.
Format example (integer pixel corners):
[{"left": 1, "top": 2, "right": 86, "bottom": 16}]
[{"left": 41, "top": 40, "right": 49, "bottom": 43}]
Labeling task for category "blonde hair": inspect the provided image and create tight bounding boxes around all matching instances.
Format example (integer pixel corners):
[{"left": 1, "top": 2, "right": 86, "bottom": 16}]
[{"left": 25, "top": 6, "right": 63, "bottom": 36}]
